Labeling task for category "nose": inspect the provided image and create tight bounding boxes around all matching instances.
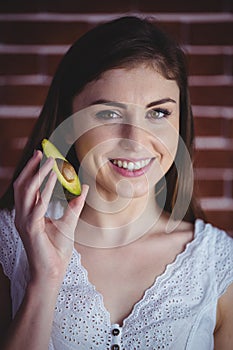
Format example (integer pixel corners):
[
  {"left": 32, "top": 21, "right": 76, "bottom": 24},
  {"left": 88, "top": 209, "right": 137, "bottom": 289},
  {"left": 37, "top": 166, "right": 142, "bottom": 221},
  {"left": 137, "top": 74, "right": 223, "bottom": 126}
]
[{"left": 118, "top": 124, "right": 145, "bottom": 152}]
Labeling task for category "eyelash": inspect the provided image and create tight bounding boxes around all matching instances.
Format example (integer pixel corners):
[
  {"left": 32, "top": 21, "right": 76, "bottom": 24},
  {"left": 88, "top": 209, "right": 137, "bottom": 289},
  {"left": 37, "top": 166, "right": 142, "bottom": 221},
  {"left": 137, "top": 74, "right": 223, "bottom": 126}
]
[
  {"left": 95, "top": 108, "right": 171, "bottom": 121},
  {"left": 95, "top": 110, "right": 122, "bottom": 120},
  {"left": 146, "top": 108, "right": 171, "bottom": 120}
]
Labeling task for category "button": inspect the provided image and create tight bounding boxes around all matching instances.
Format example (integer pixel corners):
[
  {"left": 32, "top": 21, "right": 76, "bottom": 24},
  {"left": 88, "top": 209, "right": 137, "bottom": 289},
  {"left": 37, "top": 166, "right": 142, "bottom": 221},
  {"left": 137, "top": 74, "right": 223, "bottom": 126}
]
[
  {"left": 111, "top": 345, "right": 120, "bottom": 350},
  {"left": 112, "top": 328, "right": 120, "bottom": 336}
]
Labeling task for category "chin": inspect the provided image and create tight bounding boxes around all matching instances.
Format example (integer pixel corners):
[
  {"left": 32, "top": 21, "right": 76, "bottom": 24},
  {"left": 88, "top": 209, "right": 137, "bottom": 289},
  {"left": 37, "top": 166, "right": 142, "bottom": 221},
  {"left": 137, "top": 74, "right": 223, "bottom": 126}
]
[{"left": 115, "top": 179, "right": 151, "bottom": 199}]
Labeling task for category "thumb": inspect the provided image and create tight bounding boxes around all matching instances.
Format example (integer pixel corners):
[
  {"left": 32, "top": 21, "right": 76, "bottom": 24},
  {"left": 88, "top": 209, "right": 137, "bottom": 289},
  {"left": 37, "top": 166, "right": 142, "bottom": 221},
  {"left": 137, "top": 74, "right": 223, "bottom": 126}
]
[{"left": 62, "top": 184, "right": 89, "bottom": 229}]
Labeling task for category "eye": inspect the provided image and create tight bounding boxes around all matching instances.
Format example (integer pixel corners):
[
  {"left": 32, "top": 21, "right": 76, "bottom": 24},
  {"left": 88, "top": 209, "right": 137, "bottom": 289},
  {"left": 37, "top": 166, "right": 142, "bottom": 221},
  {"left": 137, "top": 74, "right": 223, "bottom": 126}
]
[
  {"left": 146, "top": 108, "right": 171, "bottom": 120},
  {"left": 95, "top": 110, "right": 122, "bottom": 120}
]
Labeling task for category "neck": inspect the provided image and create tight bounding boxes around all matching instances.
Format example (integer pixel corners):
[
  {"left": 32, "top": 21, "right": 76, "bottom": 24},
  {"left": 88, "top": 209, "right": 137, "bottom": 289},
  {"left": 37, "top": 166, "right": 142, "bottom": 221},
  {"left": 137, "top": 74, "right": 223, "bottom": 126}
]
[{"left": 75, "top": 188, "right": 168, "bottom": 249}]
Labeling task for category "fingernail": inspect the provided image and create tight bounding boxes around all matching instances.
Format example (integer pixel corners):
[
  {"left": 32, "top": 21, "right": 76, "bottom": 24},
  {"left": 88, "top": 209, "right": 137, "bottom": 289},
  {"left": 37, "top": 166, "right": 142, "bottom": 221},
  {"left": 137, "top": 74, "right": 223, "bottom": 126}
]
[{"left": 51, "top": 170, "right": 57, "bottom": 179}]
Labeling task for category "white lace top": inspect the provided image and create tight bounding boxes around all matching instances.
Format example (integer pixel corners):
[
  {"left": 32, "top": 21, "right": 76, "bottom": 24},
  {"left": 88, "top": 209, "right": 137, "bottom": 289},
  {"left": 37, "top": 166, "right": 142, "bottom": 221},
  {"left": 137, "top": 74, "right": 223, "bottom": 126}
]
[{"left": 0, "top": 208, "right": 233, "bottom": 350}]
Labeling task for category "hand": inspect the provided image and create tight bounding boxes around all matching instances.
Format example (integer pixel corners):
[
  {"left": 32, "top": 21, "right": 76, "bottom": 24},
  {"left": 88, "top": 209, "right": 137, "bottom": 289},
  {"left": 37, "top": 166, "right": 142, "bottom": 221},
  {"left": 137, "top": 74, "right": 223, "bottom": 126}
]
[{"left": 13, "top": 150, "right": 88, "bottom": 287}]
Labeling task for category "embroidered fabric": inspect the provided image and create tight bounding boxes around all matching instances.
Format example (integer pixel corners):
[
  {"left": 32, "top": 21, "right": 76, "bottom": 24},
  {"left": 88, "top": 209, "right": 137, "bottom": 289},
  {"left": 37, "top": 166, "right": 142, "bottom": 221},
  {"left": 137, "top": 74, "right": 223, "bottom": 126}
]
[{"left": 1, "top": 208, "right": 233, "bottom": 350}]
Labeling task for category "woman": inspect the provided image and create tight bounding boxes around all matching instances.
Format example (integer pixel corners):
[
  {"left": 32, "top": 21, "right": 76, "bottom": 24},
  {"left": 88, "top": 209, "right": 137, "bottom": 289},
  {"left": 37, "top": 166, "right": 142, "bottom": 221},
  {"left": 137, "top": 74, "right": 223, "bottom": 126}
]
[{"left": 0, "top": 16, "right": 232, "bottom": 349}]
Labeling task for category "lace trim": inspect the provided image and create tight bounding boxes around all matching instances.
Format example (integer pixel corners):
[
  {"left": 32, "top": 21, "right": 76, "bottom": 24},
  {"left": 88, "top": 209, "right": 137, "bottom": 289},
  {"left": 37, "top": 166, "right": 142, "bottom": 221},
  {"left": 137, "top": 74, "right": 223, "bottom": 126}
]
[
  {"left": 0, "top": 209, "right": 19, "bottom": 279},
  {"left": 1, "top": 208, "right": 233, "bottom": 349},
  {"left": 72, "top": 219, "right": 204, "bottom": 328},
  {"left": 60, "top": 219, "right": 215, "bottom": 348}
]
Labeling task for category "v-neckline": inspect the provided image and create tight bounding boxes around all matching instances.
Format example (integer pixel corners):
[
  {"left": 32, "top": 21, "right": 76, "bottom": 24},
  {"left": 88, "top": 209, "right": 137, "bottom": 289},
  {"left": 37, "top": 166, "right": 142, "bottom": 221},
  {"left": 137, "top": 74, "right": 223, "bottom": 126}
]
[{"left": 72, "top": 219, "right": 204, "bottom": 328}]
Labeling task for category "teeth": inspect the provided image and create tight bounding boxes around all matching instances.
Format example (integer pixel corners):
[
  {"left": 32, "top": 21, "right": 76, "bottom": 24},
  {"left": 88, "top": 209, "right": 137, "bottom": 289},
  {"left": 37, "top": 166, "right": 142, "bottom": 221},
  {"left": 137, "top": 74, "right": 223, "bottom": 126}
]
[
  {"left": 111, "top": 158, "right": 151, "bottom": 171},
  {"left": 122, "top": 161, "right": 128, "bottom": 169},
  {"left": 127, "top": 162, "right": 134, "bottom": 171},
  {"left": 134, "top": 161, "right": 141, "bottom": 170}
]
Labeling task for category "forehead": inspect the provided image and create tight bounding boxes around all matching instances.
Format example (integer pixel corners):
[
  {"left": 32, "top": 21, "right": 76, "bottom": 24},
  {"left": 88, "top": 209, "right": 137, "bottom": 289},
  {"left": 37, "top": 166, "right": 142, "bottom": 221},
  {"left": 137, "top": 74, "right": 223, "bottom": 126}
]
[{"left": 73, "top": 66, "right": 179, "bottom": 112}]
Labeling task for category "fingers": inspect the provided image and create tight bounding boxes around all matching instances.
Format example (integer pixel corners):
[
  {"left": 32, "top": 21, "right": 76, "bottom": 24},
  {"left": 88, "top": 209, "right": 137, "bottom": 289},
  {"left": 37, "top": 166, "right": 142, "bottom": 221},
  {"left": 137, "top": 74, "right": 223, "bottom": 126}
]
[
  {"left": 62, "top": 184, "right": 89, "bottom": 229},
  {"left": 15, "top": 150, "right": 42, "bottom": 186},
  {"left": 14, "top": 151, "right": 55, "bottom": 215},
  {"left": 46, "top": 185, "right": 89, "bottom": 248},
  {"left": 14, "top": 149, "right": 89, "bottom": 248},
  {"left": 33, "top": 170, "right": 58, "bottom": 219}
]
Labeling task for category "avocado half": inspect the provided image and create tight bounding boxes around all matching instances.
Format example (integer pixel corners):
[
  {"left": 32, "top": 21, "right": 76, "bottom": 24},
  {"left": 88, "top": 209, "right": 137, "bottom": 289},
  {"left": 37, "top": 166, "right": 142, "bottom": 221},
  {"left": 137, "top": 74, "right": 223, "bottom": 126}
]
[{"left": 41, "top": 138, "right": 81, "bottom": 197}]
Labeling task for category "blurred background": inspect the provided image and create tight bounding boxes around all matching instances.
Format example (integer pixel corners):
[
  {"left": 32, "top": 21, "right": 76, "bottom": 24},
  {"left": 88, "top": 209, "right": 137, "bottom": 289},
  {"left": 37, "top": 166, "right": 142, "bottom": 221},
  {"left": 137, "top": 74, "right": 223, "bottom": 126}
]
[{"left": 0, "top": 0, "right": 232, "bottom": 234}]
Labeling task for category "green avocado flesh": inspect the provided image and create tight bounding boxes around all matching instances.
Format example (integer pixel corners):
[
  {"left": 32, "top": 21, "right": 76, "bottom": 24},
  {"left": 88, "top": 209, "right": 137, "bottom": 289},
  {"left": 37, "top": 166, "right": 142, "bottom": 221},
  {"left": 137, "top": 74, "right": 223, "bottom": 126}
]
[{"left": 41, "top": 139, "right": 81, "bottom": 196}]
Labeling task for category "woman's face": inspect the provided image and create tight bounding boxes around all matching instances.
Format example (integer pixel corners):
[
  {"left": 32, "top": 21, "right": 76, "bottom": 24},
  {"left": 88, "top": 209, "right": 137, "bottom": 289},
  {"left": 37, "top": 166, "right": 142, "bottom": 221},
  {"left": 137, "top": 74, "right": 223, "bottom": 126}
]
[{"left": 72, "top": 65, "right": 180, "bottom": 200}]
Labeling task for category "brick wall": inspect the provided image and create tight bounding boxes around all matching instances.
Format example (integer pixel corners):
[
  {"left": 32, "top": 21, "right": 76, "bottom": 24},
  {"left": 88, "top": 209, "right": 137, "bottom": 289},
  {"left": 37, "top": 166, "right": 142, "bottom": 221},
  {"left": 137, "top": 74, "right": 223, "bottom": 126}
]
[{"left": 0, "top": 0, "right": 232, "bottom": 234}]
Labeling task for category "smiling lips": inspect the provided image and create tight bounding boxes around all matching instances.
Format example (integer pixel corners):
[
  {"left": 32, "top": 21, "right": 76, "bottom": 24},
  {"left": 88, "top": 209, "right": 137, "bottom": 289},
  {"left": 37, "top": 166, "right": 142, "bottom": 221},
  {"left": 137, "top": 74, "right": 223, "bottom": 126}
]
[{"left": 110, "top": 158, "right": 153, "bottom": 174}]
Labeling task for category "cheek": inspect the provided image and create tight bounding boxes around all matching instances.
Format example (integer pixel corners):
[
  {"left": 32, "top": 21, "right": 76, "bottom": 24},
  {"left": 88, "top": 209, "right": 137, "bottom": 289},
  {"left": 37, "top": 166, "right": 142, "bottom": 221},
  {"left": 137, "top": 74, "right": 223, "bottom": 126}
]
[
  {"left": 152, "top": 121, "right": 179, "bottom": 159},
  {"left": 74, "top": 128, "right": 101, "bottom": 157},
  {"left": 150, "top": 123, "right": 179, "bottom": 177},
  {"left": 74, "top": 129, "right": 116, "bottom": 166}
]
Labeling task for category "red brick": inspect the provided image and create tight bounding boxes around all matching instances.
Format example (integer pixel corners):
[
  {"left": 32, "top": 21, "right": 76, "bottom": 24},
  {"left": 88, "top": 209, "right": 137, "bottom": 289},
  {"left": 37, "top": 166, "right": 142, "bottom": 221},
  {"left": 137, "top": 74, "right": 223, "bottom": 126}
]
[
  {"left": 0, "top": 21, "right": 89, "bottom": 45},
  {"left": 0, "top": 118, "right": 36, "bottom": 138},
  {"left": 2, "top": 0, "right": 230, "bottom": 13},
  {"left": 137, "top": 0, "right": 231, "bottom": 12},
  {"left": 228, "top": 120, "right": 233, "bottom": 139},
  {"left": 203, "top": 210, "right": 233, "bottom": 233},
  {"left": 187, "top": 54, "right": 229, "bottom": 76},
  {"left": 0, "top": 84, "right": 49, "bottom": 105},
  {"left": 213, "top": 119, "right": 233, "bottom": 140},
  {"left": 0, "top": 53, "right": 39, "bottom": 75},
  {"left": 0, "top": 146, "right": 23, "bottom": 167},
  {"left": 188, "top": 22, "right": 233, "bottom": 46},
  {"left": 50, "top": 0, "right": 133, "bottom": 13},
  {"left": 0, "top": 1, "right": 42, "bottom": 12},
  {"left": 0, "top": 53, "right": 64, "bottom": 76},
  {"left": 194, "top": 149, "right": 233, "bottom": 168},
  {"left": 190, "top": 85, "right": 233, "bottom": 106},
  {"left": 193, "top": 117, "right": 223, "bottom": 137},
  {"left": 0, "top": 118, "right": 35, "bottom": 168},
  {"left": 194, "top": 179, "right": 224, "bottom": 197},
  {"left": 46, "top": 54, "right": 63, "bottom": 75},
  {"left": 0, "top": 0, "right": 134, "bottom": 13}
]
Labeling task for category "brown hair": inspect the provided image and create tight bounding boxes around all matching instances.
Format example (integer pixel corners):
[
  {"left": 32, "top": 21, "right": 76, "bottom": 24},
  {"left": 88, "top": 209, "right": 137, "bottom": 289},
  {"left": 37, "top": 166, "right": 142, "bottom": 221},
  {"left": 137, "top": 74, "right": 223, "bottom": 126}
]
[{"left": 0, "top": 16, "right": 203, "bottom": 222}]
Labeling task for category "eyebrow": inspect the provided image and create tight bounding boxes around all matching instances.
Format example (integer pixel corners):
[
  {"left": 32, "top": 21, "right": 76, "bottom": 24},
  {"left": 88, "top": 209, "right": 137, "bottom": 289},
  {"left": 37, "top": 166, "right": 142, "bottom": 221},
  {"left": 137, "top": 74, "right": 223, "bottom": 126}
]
[
  {"left": 146, "top": 98, "right": 176, "bottom": 108},
  {"left": 90, "top": 99, "right": 127, "bottom": 109},
  {"left": 90, "top": 98, "right": 176, "bottom": 109}
]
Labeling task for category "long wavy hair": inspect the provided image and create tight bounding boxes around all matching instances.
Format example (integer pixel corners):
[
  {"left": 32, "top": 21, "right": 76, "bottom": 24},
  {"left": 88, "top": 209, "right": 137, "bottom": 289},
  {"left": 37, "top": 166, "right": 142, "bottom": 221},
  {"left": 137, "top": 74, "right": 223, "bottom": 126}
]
[{"left": 0, "top": 16, "right": 203, "bottom": 222}]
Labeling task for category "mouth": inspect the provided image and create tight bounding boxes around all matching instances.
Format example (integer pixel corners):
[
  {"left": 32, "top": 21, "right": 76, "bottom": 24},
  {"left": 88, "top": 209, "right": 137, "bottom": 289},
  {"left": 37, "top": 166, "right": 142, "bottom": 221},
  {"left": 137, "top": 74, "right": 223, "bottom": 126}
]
[{"left": 109, "top": 157, "right": 154, "bottom": 176}]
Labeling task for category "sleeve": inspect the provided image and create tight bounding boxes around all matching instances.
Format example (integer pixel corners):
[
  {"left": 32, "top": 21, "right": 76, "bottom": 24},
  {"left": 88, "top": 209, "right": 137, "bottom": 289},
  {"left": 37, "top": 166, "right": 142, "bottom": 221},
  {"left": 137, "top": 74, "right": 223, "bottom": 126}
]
[
  {"left": 213, "top": 226, "right": 233, "bottom": 297},
  {"left": 0, "top": 209, "right": 20, "bottom": 280}
]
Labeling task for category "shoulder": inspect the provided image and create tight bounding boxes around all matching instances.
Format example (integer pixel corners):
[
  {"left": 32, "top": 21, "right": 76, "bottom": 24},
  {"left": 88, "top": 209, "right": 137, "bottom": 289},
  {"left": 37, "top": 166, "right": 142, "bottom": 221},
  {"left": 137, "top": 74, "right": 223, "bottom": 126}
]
[
  {"left": 195, "top": 219, "right": 233, "bottom": 254},
  {"left": 198, "top": 220, "right": 233, "bottom": 270},
  {"left": 190, "top": 220, "right": 233, "bottom": 299},
  {"left": 194, "top": 221, "right": 233, "bottom": 348}
]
